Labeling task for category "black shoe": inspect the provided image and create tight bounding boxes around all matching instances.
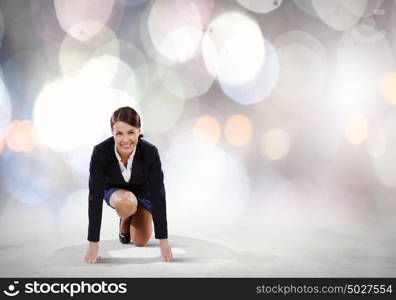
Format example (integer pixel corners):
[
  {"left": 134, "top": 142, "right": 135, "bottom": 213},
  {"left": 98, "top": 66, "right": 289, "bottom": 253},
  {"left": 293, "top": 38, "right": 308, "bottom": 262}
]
[
  {"left": 119, "top": 232, "right": 131, "bottom": 244},
  {"left": 119, "top": 218, "right": 131, "bottom": 244}
]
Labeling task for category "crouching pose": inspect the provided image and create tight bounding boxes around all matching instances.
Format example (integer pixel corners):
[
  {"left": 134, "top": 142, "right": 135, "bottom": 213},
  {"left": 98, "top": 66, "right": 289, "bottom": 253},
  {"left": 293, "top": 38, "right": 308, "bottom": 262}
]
[{"left": 84, "top": 106, "right": 173, "bottom": 264}]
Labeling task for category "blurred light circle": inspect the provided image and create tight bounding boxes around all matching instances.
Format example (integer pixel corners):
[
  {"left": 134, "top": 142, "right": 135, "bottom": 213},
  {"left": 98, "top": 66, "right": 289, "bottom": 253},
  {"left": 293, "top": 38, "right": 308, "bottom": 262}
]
[
  {"left": 113, "top": 41, "right": 150, "bottom": 103},
  {"left": 236, "top": 0, "right": 283, "bottom": 14},
  {"left": 161, "top": 26, "right": 203, "bottom": 63},
  {"left": 201, "top": 32, "right": 218, "bottom": 79},
  {"left": 139, "top": 1, "right": 213, "bottom": 67},
  {"left": 312, "top": 0, "right": 367, "bottom": 31},
  {"left": 224, "top": 114, "right": 253, "bottom": 147},
  {"left": 193, "top": 115, "right": 221, "bottom": 145},
  {"left": 59, "top": 26, "right": 119, "bottom": 77},
  {"left": 77, "top": 55, "right": 121, "bottom": 89},
  {"left": 64, "top": 88, "right": 139, "bottom": 175},
  {"left": 5, "top": 120, "right": 39, "bottom": 152},
  {"left": 206, "top": 11, "right": 265, "bottom": 86},
  {"left": 148, "top": 0, "right": 204, "bottom": 63},
  {"left": 220, "top": 39, "right": 279, "bottom": 105},
  {"left": 139, "top": 7, "right": 170, "bottom": 66},
  {"left": 164, "top": 131, "right": 250, "bottom": 218},
  {"left": 380, "top": 72, "right": 396, "bottom": 106},
  {"left": 84, "top": 87, "right": 140, "bottom": 138},
  {"left": 33, "top": 77, "right": 139, "bottom": 153},
  {"left": 34, "top": 78, "right": 83, "bottom": 152},
  {"left": 261, "top": 129, "right": 290, "bottom": 160},
  {"left": 108, "top": 57, "right": 141, "bottom": 102},
  {"left": 66, "top": 20, "right": 108, "bottom": 42},
  {"left": 54, "top": 0, "right": 116, "bottom": 41},
  {"left": 141, "top": 87, "right": 184, "bottom": 136},
  {"left": 156, "top": 34, "right": 216, "bottom": 99},
  {"left": 273, "top": 30, "right": 327, "bottom": 102},
  {"left": 217, "top": 29, "right": 264, "bottom": 86},
  {"left": 0, "top": 76, "right": 12, "bottom": 129},
  {"left": 344, "top": 113, "right": 368, "bottom": 145}
]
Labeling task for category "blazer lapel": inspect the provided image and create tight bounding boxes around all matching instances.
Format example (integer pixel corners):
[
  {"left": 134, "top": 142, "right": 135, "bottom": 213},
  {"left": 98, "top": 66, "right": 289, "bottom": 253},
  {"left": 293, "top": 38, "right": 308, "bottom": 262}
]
[
  {"left": 109, "top": 146, "right": 126, "bottom": 183},
  {"left": 130, "top": 141, "right": 147, "bottom": 185}
]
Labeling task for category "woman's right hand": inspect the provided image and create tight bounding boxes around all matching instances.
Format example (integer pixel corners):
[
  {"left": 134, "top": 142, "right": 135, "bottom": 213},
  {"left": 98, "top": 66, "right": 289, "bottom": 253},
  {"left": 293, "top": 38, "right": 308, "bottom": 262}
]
[{"left": 84, "top": 242, "right": 100, "bottom": 264}]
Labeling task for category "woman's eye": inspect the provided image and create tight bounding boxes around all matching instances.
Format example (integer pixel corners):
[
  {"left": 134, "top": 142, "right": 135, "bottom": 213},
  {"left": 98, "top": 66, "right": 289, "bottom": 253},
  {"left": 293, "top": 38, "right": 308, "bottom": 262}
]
[{"left": 116, "top": 133, "right": 121, "bottom": 136}]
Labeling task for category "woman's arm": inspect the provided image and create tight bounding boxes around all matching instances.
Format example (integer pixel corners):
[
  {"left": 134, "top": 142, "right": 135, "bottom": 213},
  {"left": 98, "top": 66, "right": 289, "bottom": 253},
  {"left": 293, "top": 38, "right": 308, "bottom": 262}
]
[
  {"left": 148, "top": 147, "right": 173, "bottom": 261},
  {"left": 85, "top": 146, "right": 106, "bottom": 263},
  {"left": 85, "top": 241, "right": 100, "bottom": 264},
  {"left": 148, "top": 147, "right": 168, "bottom": 239},
  {"left": 159, "top": 239, "right": 173, "bottom": 262}
]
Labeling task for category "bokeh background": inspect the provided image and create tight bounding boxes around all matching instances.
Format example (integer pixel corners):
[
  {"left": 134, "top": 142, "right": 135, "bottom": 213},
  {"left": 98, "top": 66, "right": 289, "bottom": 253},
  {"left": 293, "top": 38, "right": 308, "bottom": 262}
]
[{"left": 0, "top": 0, "right": 396, "bottom": 276}]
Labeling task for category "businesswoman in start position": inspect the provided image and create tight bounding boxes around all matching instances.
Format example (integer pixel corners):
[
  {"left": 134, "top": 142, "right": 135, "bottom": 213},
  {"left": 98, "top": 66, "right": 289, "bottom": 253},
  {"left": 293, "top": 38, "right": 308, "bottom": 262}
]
[{"left": 84, "top": 106, "right": 173, "bottom": 263}]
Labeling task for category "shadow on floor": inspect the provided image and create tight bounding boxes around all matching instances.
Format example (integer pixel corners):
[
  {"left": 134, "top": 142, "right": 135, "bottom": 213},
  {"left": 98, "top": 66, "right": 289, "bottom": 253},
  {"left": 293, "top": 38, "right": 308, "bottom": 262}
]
[{"left": 48, "top": 235, "right": 264, "bottom": 266}]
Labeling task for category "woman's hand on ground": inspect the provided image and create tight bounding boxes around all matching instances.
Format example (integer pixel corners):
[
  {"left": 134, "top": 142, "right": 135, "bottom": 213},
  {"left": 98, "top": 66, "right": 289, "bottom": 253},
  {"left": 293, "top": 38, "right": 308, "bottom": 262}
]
[
  {"left": 159, "top": 239, "right": 173, "bottom": 262},
  {"left": 85, "top": 242, "right": 100, "bottom": 264}
]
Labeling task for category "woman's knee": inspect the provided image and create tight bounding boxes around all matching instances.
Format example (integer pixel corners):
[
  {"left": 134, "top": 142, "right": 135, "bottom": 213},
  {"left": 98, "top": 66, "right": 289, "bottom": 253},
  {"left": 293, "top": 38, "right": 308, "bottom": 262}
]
[
  {"left": 132, "top": 225, "right": 153, "bottom": 247},
  {"left": 111, "top": 191, "right": 138, "bottom": 217},
  {"left": 133, "top": 234, "right": 151, "bottom": 247}
]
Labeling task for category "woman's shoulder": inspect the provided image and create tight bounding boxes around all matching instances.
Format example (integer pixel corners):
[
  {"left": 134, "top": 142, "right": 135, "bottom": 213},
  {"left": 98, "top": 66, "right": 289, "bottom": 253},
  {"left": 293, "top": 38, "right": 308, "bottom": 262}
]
[
  {"left": 89, "top": 137, "right": 114, "bottom": 165},
  {"left": 93, "top": 137, "right": 114, "bottom": 153},
  {"left": 138, "top": 138, "right": 156, "bottom": 150},
  {"left": 138, "top": 138, "right": 160, "bottom": 158}
]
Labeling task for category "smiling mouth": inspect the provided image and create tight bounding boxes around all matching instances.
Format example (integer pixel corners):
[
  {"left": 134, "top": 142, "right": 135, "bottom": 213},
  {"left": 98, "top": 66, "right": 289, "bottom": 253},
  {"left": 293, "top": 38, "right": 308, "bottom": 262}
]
[{"left": 120, "top": 144, "right": 132, "bottom": 149}]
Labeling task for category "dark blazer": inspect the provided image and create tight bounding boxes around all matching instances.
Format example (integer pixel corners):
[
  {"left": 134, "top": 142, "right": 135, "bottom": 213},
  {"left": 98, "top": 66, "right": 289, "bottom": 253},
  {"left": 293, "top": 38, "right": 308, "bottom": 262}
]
[{"left": 87, "top": 137, "right": 167, "bottom": 242}]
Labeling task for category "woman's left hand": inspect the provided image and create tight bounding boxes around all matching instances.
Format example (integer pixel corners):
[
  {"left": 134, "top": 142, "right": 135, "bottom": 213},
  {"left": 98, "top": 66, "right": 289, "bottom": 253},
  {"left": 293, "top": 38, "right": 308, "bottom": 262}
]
[{"left": 159, "top": 239, "right": 173, "bottom": 262}]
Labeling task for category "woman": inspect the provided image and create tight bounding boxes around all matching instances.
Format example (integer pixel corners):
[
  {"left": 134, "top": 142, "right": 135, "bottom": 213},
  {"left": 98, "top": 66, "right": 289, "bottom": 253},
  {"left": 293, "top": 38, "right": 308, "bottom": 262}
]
[{"left": 84, "top": 106, "right": 173, "bottom": 263}]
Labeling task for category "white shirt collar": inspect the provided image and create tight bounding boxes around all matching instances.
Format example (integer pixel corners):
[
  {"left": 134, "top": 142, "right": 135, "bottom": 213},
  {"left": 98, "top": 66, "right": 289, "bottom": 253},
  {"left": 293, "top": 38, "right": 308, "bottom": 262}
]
[
  {"left": 114, "top": 144, "right": 136, "bottom": 163},
  {"left": 114, "top": 144, "right": 136, "bottom": 182}
]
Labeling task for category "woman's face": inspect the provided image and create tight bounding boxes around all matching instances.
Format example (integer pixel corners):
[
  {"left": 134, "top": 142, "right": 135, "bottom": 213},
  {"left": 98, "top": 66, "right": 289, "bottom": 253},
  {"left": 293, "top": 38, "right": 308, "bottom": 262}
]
[{"left": 112, "top": 121, "right": 140, "bottom": 157}]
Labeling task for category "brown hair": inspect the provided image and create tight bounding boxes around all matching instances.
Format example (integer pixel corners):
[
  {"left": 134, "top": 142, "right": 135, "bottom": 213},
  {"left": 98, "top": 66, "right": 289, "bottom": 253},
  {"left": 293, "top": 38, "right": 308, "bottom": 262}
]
[{"left": 110, "top": 106, "right": 143, "bottom": 138}]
